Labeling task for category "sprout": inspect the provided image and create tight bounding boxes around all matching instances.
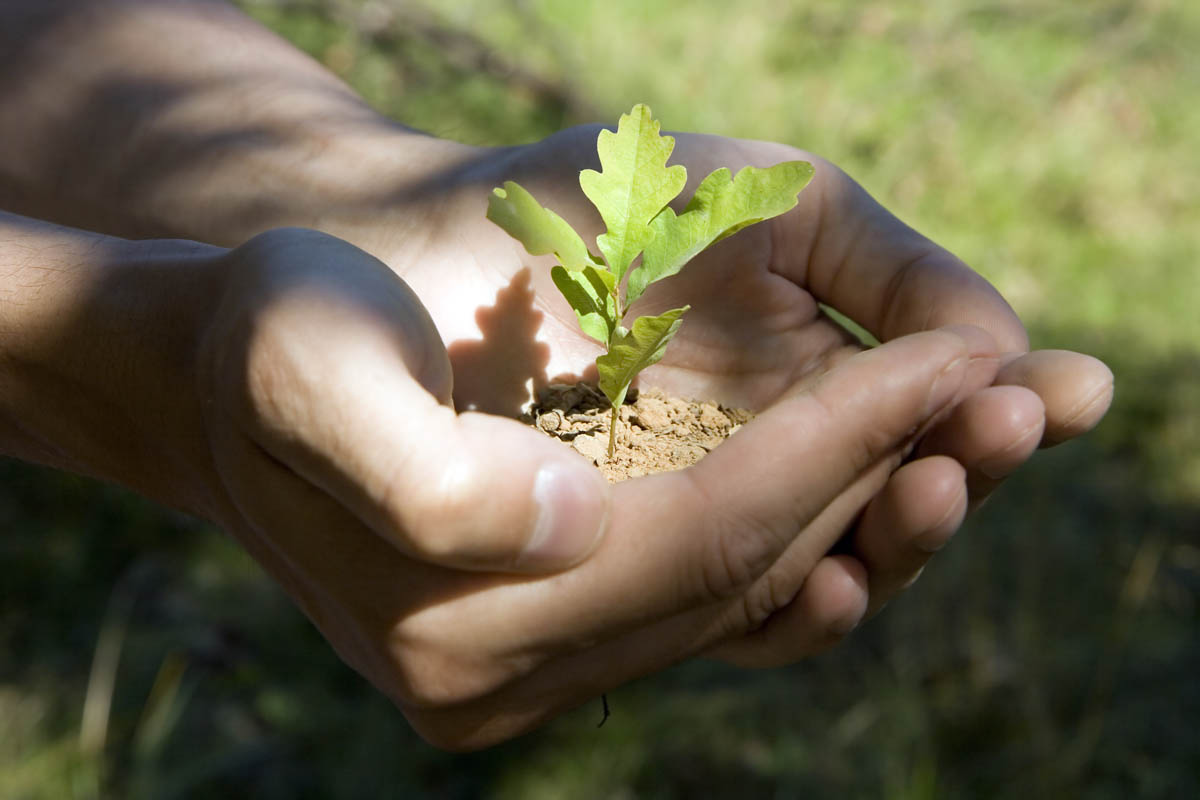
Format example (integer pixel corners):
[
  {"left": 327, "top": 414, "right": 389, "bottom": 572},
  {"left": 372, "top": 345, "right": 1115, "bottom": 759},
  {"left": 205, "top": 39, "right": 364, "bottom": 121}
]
[{"left": 488, "top": 104, "right": 813, "bottom": 459}]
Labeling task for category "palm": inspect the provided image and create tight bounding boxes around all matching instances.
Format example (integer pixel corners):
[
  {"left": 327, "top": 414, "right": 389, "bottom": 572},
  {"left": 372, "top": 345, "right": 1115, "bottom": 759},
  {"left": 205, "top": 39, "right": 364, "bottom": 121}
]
[
  {"left": 212, "top": 123, "right": 1110, "bottom": 749},
  {"left": 394, "top": 127, "right": 859, "bottom": 413}
]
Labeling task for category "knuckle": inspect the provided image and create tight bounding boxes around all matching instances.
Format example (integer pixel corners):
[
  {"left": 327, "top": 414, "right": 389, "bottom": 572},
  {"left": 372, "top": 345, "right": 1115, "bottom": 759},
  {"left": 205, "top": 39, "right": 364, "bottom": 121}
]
[
  {"left": 385, "top": 458, "right": 484, "bottom": 562},
  {"left": 808, "top": 390, "right": 881, "bottom": 475},
  {"left": 878, "top": 248, "right": 937, "bottom": 340},
  {"left": 338, "top": 612, "right": 542, "bottom": 752},
  {"left": 735, "top": 568, "right": 801, "bottom": 634},
  {"left": 384, "top": 628, "right": 523, "bottom": 711},
  {"left": 389, "top": 648, "right": 490, "bottom": 710},
  {"left": 699, "top": 507, "right": 785, "bottom": 601},
  {"left": 735, "top": 591, "right": 777, "bottom": 634},
  {"left": 303, "top": 610, "right": 515, "bottom": 734},
  {"left": 239, "top": 329, "right": 295, "bottom": 422},
  {"left": 208, "top": 295, "right": 309, "bottom": 429}
]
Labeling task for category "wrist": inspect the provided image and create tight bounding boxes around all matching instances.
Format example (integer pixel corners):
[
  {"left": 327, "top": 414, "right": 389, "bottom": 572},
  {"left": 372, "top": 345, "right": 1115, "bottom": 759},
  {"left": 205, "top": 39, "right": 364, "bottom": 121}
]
[
  {"left": 0, "top": 0, "right": 481, "bottom": 256},
  {"left": 285, "top": 126, "right": 486, "bottom": 262},
  {"left": 69, "top": 113, "right": 478, "bottom": 262},
  {"left": 0, "top": 213, "right": 229, "bottom": 517},
  {"left": 137, "top": 119, "right": 482, "bottom": 273}
]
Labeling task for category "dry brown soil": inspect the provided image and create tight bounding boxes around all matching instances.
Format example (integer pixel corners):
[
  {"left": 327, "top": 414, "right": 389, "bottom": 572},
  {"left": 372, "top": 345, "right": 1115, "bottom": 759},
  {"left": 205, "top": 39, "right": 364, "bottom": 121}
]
[{"left": 523, "top": 382, "right": 755, "bottom": 483}]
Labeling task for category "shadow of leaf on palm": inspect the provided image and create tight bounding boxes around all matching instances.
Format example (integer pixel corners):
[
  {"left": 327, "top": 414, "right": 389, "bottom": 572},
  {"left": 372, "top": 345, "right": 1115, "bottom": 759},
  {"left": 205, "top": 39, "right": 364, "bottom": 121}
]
[{"left": 446, "top": 268, "right": 551, "bottom": 417}]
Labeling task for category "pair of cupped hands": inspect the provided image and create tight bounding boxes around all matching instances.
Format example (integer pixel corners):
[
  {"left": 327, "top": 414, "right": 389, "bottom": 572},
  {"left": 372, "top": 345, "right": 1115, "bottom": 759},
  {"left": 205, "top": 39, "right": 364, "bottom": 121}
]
[{"left": 195, "top": 126, "right": 1111, "bottom": 750}]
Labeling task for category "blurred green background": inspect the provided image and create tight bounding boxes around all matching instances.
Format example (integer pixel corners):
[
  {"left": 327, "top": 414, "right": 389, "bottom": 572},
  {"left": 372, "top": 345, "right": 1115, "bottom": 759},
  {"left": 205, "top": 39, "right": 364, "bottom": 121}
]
[{"left": 3, "top": 0, "right": 1197, "bottom": 796}]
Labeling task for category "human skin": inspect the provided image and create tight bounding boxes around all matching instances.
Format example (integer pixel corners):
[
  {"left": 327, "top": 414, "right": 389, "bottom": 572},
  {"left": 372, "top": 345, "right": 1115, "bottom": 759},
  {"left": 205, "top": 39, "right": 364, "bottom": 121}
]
[
  {"left": 0, "top": 1, "right": 1113, "bottom": 748},
  {"left": 0, "top": 212, "right": 1005, "bottom": 749}
]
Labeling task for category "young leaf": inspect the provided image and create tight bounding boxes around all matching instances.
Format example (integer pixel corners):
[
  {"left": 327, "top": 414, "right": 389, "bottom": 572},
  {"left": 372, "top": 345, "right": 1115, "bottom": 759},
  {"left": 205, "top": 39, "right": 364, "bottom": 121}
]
[
  {"left": 596, "top": 306, "right": 690, "bottom": 408},
  {"left": 579, "top": 104, "right": 688, "bottom": 283},
  {"left": 628, "top": 162, "right": 815, "bottom": 304},
  {"left": 487, "top": 181, "right": 598, "bottom": 272},
  {"left": 550, "top": 265, "right": 619, "bottom": 344}
]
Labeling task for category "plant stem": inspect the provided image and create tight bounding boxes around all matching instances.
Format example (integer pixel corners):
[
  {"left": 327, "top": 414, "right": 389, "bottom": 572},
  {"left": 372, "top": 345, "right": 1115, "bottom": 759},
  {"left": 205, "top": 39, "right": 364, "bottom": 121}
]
[
  {"left": 606, "top": 284, "right": 625, "bottom": 463},
  {"left": 608, "top": 404, "right": 618, "bottom": 460}
]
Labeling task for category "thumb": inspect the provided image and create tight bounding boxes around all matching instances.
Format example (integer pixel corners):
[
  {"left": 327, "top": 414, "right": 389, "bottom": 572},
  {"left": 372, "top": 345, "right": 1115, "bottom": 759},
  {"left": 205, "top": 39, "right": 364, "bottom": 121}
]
[
  {"left": 465, "top": 328, "right": 990, "bottom": 635},
  {"left": 363, "top": 392, "right": 614, "bottom": 573},
  {"left": 271, "top": 321, "right": 611, "bottom": 575},
  {"left": 646, "top": 328, "right": 984, "bottom": 605},
  {"left": 307, "top": 315, "right": 611, "bottom": 573},
  {"left": 213, "top": 229, "right": 610, "bottom": 574}
]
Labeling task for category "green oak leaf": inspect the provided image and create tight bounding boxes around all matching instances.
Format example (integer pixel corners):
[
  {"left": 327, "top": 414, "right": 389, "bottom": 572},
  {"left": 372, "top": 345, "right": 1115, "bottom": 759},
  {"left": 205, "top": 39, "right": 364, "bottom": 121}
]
[
  {"left": 596, "top": 306, "right": 689, "bottom": 408},
  {"left": 550, "top": 265, "right": 619, "bottom": 344},
  {"left": 579, "top": 104, "right": 688, "bottom": 283},
  {"left": 628, "top": 161, "right": 815, "bottom": 304},
  {"left": 487, "top": 181, "right": 598, "bottom": 272}
]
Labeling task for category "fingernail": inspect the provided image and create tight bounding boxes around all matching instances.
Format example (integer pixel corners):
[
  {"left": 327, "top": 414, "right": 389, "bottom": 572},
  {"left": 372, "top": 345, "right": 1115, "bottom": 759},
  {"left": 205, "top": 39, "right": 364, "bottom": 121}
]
[
  {"left": 828, "top": 612, "right": 862, "bottom": 637},
  {"left": 924, "top": 355, "right": 966, "bottom": 418},
  {"left": 522, "top": 461, "right": 610, "bottom": 570}
]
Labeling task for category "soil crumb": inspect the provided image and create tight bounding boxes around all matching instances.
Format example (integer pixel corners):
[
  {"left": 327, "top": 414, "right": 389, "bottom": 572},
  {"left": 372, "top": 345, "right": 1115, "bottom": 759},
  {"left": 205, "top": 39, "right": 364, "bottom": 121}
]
[{"left": 523, "top": 382, "right": 755, "bottom": 483}]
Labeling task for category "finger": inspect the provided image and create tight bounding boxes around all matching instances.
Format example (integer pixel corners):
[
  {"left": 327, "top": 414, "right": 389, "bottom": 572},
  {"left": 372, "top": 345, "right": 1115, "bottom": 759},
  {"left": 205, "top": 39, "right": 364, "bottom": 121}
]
[
  {"left": 457, "top": 328, "right": 977, "bottom": 643},
  {"left": 204, "top": 420, "right": 528, "bottom": 712},
  {"left": 773, "top": 154, "right": 1030, "bottom": 352},
  {"left": 343, "top": 325, "right": 982, "bottom": 724},
  {"left": 685, "top": 329, "right": 994, "bottom": 665},
  {"left": 703, "top": 456, "right": 967, "bottom": 667},
  {"left": 853, "top": 455, "right": 968, "bottom": 616},
  {"left": 382, "top": 327, "right": 978, "bottom": 666},
  {"left": 218, "top": 230, "right": 610, "bottom": 573},
  {"left": 708, "top": 555, "right": 870, "bottom": 667},
  {"left": 705, "top": 355, "right": 1107, "bottom": 665},
  {"left": 664, "top": 328, "right": 971, "bottom": 605},
  {"left": 397, "top": 376, "right": 977, "bottom": 747},
  {"left": 404, "top": 552, "right": 873, "bottom": 748},
  {"left": 993, "top": 349, "right": 1114, "bottom": 446},
  {"left": 916, "top": 385, "right": 1045, "bottom": 507},
  {"left": 400, "top": 382, "right": 949, "bottom": 745},
  {"left": 406, "top": 553, "right": 875, "bottom": 749},
  {"left": 697, "top": 446, "right": 898, "bottom": 663}
]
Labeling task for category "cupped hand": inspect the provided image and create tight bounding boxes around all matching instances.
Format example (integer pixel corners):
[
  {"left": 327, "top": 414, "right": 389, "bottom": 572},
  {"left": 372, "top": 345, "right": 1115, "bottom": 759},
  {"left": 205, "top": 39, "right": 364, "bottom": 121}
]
[
  {"left": 198, "top": 125, "right": 1113, "bottom": 747},
  {"left": 375, "top": 125, "right": 1113, "bottom": 659},
  {"left": 196, "top": 228, "right": 997, "bottom": 749}
]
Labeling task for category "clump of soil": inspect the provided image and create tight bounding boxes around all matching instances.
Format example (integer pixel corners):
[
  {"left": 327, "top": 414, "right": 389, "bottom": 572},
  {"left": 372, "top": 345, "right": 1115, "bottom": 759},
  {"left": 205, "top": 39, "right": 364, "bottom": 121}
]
[{"left": 523, "top": 383, "right": 755, "bottom": 483}]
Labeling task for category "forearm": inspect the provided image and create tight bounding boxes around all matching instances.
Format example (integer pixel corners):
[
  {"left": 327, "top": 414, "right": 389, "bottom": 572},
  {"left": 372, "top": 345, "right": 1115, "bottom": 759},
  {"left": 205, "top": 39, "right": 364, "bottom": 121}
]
[
  {"left": 0, "top": 0, "right": 472, "bottom": 252},
  {"left": 0, "top": 210, "right": 226, "bottom": 516}
]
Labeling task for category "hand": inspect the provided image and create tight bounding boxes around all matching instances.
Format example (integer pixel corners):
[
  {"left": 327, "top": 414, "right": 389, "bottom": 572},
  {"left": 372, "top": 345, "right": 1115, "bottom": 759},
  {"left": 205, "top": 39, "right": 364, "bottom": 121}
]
[
  {"left": 195, "top": 228, "right": 995, "bottom": 749},
  {"left": 0, "top": 1, "right": 1114, "bottom": 750},
  {"left": 360, "top": 126, "right": 1113, "bottom": 662}
]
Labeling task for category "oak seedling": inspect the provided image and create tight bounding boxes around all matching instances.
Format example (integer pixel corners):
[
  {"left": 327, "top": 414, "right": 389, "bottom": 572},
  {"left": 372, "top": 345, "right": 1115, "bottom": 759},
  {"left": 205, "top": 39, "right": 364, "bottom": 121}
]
[{"left": 487, "top": 104, "right": 814, "bottom": 460}]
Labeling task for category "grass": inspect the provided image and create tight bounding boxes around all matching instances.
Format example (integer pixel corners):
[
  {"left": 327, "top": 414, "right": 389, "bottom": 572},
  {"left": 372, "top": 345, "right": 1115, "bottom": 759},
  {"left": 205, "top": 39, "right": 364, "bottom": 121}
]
[{"left": 2, "top": 0, "right": 1197, "bottom": 796}]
